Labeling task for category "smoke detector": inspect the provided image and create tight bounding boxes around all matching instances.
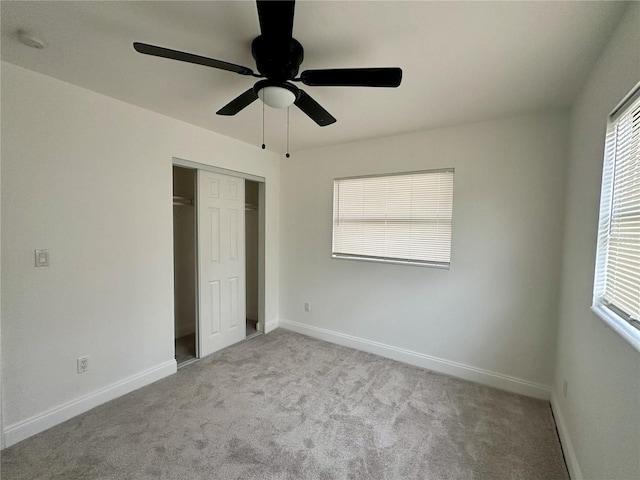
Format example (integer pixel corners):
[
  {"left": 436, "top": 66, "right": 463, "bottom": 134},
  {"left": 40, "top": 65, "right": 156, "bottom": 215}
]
[{"left": 17, "top": 30, "right": 45, "bottom": 49}]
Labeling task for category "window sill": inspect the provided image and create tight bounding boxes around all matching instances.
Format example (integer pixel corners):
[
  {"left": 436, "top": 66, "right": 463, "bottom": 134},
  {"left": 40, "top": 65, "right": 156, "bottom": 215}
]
[
  {"left": 332, "top": 253, "right": 450, "bottom": 269},
  {"left": 591, "top": 304, "right": 640, "bottom": 353}
]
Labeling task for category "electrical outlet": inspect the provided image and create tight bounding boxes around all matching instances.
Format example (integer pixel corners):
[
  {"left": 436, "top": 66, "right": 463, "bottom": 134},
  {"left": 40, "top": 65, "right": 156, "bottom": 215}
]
[
  {"left": 563, "top": 379, "right": 568, "bottom": 399},
  {"left": 304, "top": 302, "right": 311, "bottom": 312},
  {"left": 77, "top": 356, "right": 89, "bottom": 374},
  {"left": 34, "top": 249, "right": 49, "bottom": 267}
]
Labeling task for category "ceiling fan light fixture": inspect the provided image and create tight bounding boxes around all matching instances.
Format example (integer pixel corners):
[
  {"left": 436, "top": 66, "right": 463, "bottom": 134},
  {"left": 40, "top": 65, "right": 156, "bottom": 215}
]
[{"left": 258, "top": 85, "right": 296, "bottom": 109}]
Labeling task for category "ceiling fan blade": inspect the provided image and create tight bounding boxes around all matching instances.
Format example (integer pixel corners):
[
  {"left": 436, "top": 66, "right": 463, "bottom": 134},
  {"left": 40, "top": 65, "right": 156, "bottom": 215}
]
[
  {"left": 133, "top": 42, "right": 255, "bottom": 76},
  {"left": 256, "top": 1, "right": 295, "bottom": 54},
  {"left": 300, "top": 68, "right": 402, "bottom": 87},
  {"left": 294, "top": 90, "right": 336, "bottom": 127},
  {"left": 216, "top": 88, "right": 259, "bottom": 116}
]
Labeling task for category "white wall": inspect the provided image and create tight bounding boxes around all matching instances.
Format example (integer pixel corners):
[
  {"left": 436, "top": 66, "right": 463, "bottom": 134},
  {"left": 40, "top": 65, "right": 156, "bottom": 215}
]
[
  {"left": 0, "top": 62, "right": 280, "bottom": 446},
  {"left": 279, "top": 111, "right": 569, "bottom": 397},
  {"left": 552, "top": 3, "right": 640, "bottom": 480}
]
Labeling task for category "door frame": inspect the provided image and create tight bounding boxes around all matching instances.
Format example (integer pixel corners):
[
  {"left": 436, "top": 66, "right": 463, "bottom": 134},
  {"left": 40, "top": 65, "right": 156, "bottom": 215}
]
[{"left": 172, "top": 157, "right": 267, "bottom": 357}]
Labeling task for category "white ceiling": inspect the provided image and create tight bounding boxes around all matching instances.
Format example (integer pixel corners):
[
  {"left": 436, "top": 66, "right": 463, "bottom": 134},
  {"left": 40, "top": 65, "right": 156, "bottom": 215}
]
[{"left": 1, "top": 1, "right": 627, "bottom": 154}]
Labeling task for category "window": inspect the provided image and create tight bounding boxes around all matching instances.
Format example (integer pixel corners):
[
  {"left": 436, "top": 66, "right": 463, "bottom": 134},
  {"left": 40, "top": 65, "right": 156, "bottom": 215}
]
[
  {"left": 332, "top": 169, "right": 454, "bottom": 268},
  {"left": 592, "top": 83, "right": 640, "bottom": 350}
]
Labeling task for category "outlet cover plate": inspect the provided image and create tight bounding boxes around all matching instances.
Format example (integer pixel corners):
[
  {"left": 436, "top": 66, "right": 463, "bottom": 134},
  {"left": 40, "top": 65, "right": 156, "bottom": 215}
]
[
  {"left": 35, "top": 249, "right": 49, "bottom": 267},
  {"left": 77, "top": 356, "right": 89, "bottom": 374}
]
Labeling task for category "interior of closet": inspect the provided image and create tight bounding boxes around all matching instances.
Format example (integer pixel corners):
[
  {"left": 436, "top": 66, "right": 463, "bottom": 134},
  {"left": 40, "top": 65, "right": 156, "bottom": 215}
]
[
  {"left": 245, "top": 180, "right": 260, "bottom": 338},
  {"left": 173, "top": 166, "right": 197, "bottom": 365}
]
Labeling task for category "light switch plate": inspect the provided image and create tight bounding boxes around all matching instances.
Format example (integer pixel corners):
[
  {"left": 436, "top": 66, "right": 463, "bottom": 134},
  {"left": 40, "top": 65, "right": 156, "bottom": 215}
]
[{"left": 35, "top": 249, "right": 49, "bottom": 267}]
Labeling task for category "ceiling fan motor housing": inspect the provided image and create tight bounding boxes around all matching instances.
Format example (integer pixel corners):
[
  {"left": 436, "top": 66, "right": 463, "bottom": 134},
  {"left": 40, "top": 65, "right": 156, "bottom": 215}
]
[{"left": 251, "top": 35, "right": 304, "bottom": 81}]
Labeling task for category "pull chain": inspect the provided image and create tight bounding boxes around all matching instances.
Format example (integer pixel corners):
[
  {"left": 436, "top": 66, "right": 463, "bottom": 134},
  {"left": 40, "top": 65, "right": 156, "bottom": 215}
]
[
  {"left": 285, "top": 107, "right": 291, "bottom": 158},
  {"left": 261, "top": 101, "right": 265, "bottom": 150}
]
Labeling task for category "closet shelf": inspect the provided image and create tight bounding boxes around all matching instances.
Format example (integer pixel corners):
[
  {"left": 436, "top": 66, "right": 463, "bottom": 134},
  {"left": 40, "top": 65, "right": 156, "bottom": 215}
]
[
  {"left": 173, "top": 196, "right": 193, "bottom": 206},
  {"left": 245, "top": 203, "right": 258, "bottom": 211}
]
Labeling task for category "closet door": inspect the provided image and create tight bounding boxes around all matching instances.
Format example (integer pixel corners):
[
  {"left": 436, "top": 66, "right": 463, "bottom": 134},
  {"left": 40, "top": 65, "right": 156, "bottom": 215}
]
[{"left": 197, "top": 171, "right": 246, "bottom": 357}]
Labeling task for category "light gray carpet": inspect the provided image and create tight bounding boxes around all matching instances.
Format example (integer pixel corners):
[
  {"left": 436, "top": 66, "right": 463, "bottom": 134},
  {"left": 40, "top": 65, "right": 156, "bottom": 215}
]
[{"left": 2, "top": 330, "right": 568, "bottom": 479}]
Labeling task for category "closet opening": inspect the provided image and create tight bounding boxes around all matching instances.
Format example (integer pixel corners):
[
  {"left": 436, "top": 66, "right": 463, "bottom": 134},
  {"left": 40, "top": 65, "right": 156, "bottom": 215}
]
[
  {"left": 173, "top": 166, "right": 197, "bottom": 367},
  {"left": 245, "top": 180, "right": 261, "bottom": 339},
  {"left": 172, "top": 159, "right": 266, "bottom": 366}
]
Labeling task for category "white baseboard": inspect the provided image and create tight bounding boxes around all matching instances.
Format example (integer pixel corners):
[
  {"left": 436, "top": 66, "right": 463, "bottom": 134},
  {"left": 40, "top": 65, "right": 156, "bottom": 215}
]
[
  {"left": 279, "top": 319, "right": 550, "bottom": 400},
  {"left": 550, "top": 390, "right": 583, "bottom": 480},
  {"left": 3, "top": 359, "right": 177, "bottom": 448},
  {"left": 265, "top": 318, "right": 279, "bottom": 334}
]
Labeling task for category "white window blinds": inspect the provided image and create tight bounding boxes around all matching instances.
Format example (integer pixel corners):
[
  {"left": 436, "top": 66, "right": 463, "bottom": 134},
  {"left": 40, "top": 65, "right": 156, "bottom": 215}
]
[
  {"left": 594, "top": 86, "right": 640, "bottom": 327},
  {"left": 332, "top": 169, "right": 454, "bottom": 267}
]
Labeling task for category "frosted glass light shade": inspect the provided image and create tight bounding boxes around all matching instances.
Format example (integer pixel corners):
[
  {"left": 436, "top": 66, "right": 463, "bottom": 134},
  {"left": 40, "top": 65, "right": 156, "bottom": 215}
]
[{"left": 258, "top": 86, "right": 296, "bottom": 109}]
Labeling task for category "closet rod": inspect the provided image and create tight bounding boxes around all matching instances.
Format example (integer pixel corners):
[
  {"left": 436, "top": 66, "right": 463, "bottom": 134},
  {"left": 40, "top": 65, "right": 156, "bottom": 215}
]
[{"left": 173, "top": 196, "right": 193, "bottom": 206}]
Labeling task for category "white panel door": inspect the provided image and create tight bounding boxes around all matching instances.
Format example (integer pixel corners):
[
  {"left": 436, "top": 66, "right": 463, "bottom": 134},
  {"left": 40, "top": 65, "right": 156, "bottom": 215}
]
[{"left": 198, "top": 170, "right": 246, "bottom": 357}]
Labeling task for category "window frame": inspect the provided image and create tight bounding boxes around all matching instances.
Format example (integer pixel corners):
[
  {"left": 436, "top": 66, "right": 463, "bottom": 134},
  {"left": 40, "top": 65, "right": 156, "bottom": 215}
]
[
  {"left": 331, "top": 168, "right": 454, "bottom": 269},
  {"left": 591, "top": 82, "right": 640, "bottom": 353}
]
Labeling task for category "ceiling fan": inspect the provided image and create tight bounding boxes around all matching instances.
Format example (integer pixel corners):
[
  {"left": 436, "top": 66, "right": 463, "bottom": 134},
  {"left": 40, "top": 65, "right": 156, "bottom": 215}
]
[{"left": 133, "top": 0, "right": 402, "bottom": 127}]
